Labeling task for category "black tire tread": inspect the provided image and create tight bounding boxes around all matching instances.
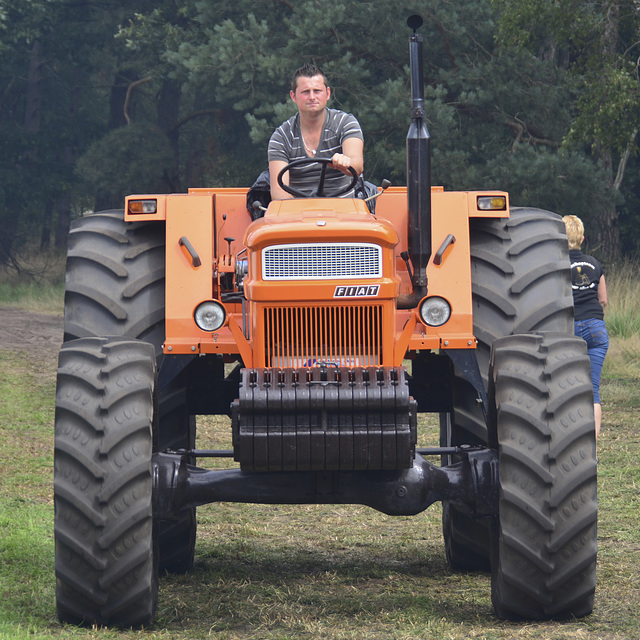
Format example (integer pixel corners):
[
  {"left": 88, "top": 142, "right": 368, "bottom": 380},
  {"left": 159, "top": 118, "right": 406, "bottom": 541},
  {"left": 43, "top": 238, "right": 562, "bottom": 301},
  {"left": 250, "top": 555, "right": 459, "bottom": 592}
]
[
  {"left": 490, "top": 332, "right": 597, "bottom": 620},
  {"left": 62, "top": 210, "right": 197, "bottom": 575},
  {"left": 466, "top": 207, "right": 574, "bottom": 417},
  {"left": 54, "top": 337, "right": 158, "bottom": 627},
  {"left": 442, "top": 208, "right": 574, "bottom": 570},
  {"left": 63, "top": 211, "right": 166, "bottom": 350}
]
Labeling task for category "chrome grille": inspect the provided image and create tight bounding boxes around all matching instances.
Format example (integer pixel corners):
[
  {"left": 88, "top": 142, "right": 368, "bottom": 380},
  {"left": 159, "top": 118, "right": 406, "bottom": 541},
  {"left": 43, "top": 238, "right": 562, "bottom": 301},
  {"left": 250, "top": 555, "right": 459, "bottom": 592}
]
[
  {"left": 264, "top": 304, "right": 383, "bottom": 367},
  {"left": 262, "top": 243, "right": 381, "bottom": 280}
]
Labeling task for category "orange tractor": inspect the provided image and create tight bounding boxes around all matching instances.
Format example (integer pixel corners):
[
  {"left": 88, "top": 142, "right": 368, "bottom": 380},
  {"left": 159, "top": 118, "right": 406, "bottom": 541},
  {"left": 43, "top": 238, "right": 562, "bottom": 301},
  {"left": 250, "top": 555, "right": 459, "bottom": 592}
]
[{"left": 54, "top": 16, "right": 597, "bottom": 627}]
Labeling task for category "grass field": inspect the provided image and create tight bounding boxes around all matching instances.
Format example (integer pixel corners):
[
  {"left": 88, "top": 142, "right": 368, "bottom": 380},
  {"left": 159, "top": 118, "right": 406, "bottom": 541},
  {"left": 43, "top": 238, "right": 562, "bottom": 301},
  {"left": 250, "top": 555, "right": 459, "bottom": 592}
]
[
  {"left": 0, "top": 249, "right": 65, "bottom": 315},
  {"left": 0, "top": 270, "right": 639, "bottom": 639}
]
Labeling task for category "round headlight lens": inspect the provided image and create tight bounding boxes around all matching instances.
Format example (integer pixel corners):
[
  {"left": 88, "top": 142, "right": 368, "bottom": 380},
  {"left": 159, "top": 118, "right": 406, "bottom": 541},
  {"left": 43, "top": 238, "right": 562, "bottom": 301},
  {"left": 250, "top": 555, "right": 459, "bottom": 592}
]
[
  {"left": 194, "top": 301, "right": 226, "bottom": 332},
  {"left": 419, "top": 296, "right": 451, "bottom": 327}
]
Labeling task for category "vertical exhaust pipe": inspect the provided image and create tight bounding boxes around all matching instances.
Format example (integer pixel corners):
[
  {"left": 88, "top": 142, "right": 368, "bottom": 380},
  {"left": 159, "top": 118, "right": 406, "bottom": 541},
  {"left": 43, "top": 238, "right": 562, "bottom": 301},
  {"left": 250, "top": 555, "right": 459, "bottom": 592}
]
[{"left": 401, "top": 14, "right": 431, "bottom": 308}]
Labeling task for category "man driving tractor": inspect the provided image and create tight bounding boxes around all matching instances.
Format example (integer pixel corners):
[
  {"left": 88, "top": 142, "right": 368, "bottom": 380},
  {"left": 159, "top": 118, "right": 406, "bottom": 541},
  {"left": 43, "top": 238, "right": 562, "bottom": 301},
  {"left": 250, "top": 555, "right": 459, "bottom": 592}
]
[{"left": 268, "top": 63, "right": 364, "bottom": 199}]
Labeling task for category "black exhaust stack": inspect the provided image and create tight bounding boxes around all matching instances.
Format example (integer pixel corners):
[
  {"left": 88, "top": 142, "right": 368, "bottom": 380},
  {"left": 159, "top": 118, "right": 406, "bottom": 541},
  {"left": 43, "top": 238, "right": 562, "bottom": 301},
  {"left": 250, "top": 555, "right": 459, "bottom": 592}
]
[{"left": 402, "top": 15, "right": 431, "bottom": 307}]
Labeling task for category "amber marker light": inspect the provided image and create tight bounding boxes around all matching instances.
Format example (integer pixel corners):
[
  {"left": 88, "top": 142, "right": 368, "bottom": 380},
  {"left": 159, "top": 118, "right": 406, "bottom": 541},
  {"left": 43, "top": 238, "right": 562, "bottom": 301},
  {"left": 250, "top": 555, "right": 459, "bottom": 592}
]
[
  {"left": 128, "top": 199, "right": 158, "bottom": 214},
  {"left": 477, "top": 195, "right": 506, "bottom": 211}
]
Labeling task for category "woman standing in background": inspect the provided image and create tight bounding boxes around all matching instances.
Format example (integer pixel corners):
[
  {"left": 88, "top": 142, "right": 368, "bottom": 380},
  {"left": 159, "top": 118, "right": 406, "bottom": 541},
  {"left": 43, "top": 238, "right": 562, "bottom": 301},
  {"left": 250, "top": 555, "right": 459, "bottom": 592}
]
[{"left": 563, "top": 215, "right": 609, "bottom": 439}]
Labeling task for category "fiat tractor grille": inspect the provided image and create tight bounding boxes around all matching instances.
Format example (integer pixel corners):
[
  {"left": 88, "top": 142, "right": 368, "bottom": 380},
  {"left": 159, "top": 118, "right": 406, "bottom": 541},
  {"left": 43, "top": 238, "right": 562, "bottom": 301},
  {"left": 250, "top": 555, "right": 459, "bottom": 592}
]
[
  {"left": 262, "top": 243, "right": 382, "bottom": 280},
  {"left": 264, "top": 304, "right": 383, "bottom": 367}
]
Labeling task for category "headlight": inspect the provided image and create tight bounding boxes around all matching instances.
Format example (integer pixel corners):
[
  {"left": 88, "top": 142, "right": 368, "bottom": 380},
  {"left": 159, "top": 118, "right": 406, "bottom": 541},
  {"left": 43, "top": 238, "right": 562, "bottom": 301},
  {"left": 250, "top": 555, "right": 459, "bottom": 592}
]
[
  {"left": 419, "top": 296, "right": 451, "bottom": 327},
  {"left": 194, "top": 301, "right": 226, "bottom": 332}
]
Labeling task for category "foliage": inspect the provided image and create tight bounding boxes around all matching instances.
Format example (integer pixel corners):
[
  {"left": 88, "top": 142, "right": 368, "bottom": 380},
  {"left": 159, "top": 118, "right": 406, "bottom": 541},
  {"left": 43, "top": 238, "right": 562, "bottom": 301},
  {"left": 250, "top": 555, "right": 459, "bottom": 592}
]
[
  {"left": 0, "top": 0, "right": 638, "bottom": 259},
  {"left": 491, "top": 0, "right": 640, "bottom": 260},
  {"left": 0, "top": 0, "right": 144, "bottom": 255},
  {"left": 491, "top": 0, "right": 640, "bottom": 155},
  {"left": 569, "top": 60, "right": 640, "bottom": 157},
  {"left": 120, "top": 0, "right": 611, "bottom": 207},
  {"left": 75, "top": 122, "right": 174, "bottom": 203},
  {"left": 485, "top": 147, "right": 610, "bottom": 223}
]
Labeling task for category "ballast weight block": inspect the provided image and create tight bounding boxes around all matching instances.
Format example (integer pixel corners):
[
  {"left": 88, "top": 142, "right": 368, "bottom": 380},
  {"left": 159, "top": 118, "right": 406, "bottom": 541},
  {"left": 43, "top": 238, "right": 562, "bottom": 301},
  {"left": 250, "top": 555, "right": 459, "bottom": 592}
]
[{"left": 231, "top": 366, "right": 417, "bottom": 471}]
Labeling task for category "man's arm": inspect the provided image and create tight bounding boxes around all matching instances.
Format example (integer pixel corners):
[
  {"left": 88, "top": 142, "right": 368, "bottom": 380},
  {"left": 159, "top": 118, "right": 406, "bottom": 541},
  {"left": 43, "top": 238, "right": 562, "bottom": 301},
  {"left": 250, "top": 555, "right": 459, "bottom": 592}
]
[
  {"left": 269, "top": 159, "right": 293, "bottom": 200},
  {"left": 331, "top": 137, "right": 364, "bottom": 176}
]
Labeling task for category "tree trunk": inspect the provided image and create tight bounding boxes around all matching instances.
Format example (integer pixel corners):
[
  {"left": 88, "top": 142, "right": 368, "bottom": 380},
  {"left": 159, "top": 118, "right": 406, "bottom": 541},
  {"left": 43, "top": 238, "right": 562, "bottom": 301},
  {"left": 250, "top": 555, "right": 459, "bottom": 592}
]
[
  {"left": 24, "top": 40, "right": 44, "bottom": 136},
  {"left": 55, "top": 191, "right": 72, "bottom": 250},
  {"left": 157, "top": 78, "right": 181, "bottom": 193},
  {"left": 40, "top": 199, "right": 54, "bottom": 250},
  {"left": 1, "top": 39, "right": 45, "bottom": 264},
  {"left": 593, "top": 2, "right": 622, "bottom": 262},
  {"left": 598, "top": 204, "right": 620, "bottom": 263},
  {"left": 591, "top": 145, "right": 620, "bottom": 262},
  {"left": 93, "top": 68, "right": 140, "bottom": 210},
  {"left": 55, "top": 68, "right": 83, "bottom": 249},
  {"left": 109, "top": 69, "right": 138, "bottom": 129}
]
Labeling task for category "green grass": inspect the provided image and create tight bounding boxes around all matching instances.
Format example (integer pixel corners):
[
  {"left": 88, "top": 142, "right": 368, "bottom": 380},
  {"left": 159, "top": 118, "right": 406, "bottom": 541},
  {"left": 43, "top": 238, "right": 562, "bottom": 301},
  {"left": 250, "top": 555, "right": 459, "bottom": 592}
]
[
  {"left": 604, "top": 261, "right": 640, "bottom": 338},
  {"left": 0, "top": 350, "right": 58, "bottom": 637},
  {"left": 0, "top": 281, "right": 65, "bottom": 314},
  {"left": 0, "top": 248, "right": 65, "bottom": 314},
  {"left": 0, "top": 260, "right": 638, "bottom": 639},
  {"left": 0, "top": 331, "right": 639, "bottom": 640}
]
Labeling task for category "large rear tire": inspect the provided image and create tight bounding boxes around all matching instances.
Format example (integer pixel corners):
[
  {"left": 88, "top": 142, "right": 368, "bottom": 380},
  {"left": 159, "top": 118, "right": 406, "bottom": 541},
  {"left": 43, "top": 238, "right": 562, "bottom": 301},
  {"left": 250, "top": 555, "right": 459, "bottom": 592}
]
[
  {"left": 442, "top": 208, "right": 574, "bottom": 570},
  {"left": 63, "top": 210, "right": 166, "bottom": 349},
  {"left": 63, "top": 210, "right": 196, "bottom": 574},
  {"left": 489, "top": 332, "right": 597, "bottom": 620},
  {"left": 54, "top": 338, "right": 158, "bottom": 627}
]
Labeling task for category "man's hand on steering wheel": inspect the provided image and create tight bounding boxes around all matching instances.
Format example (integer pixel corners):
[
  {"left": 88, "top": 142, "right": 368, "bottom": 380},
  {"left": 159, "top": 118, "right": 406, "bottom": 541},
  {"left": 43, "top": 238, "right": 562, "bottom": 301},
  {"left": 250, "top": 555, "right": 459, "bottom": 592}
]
[
  {"left": 329, "top": 153, "right": 354, "bottom": 174},
  {"left": 277, "top": 157, "right": 358, "bottom": 198}
]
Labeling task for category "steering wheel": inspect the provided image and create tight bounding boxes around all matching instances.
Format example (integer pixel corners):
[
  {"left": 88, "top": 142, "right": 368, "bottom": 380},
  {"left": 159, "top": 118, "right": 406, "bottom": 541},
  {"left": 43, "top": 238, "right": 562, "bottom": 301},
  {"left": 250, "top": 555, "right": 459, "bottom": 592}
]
[{"left": 277, "top": 157, "right": 358, "bottom": 198}]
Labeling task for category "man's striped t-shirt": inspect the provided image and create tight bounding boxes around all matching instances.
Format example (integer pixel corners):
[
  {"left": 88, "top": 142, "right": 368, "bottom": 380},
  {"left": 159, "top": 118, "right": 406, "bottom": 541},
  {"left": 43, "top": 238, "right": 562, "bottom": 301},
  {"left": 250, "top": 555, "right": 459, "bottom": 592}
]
[{"left": 268, "top": 108, "right": 363, "bottom": 197}]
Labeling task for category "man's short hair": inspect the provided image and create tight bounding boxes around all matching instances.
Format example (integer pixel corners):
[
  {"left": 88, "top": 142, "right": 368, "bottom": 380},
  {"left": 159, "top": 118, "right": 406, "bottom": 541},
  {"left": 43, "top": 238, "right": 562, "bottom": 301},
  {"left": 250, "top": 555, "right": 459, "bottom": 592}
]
[
  {"left": 563, "top": 215, "right": 584, "bottom": 250},
  {"left": 291, "top": 63, "right": 327, "bottom": 92}
]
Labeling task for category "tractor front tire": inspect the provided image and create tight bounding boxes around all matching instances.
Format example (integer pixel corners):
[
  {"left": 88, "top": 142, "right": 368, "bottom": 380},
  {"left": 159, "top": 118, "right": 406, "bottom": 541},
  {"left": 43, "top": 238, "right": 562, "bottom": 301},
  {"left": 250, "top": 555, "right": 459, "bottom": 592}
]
[
  {"left": 489, "top": 332, "right": 597, "bottom": 620},
  {"left": 54, "top": 338, "right": 158, "bottom": 627}
]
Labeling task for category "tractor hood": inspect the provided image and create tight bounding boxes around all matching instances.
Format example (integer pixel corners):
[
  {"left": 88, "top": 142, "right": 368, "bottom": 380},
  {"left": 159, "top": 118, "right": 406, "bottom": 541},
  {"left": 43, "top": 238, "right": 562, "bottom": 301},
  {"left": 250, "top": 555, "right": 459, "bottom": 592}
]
[{"left": 244, "top": 197, "right": 399, "bottom": 252}]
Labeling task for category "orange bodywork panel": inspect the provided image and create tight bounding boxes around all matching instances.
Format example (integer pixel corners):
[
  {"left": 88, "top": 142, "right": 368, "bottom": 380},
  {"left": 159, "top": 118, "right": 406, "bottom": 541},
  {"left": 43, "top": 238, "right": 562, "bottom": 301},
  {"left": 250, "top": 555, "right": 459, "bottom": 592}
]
[
  {"left": 375, "top": 187, "right": 508, "bottom": 354},
  {"left": 164, "top": 195, "right": 214, "bottom": 353},
  {"left": 124, "top": 186, "right": 510, "bottom": 363},
  {"left": 243, "top": 198, "right": 400, "bottom": 367}
]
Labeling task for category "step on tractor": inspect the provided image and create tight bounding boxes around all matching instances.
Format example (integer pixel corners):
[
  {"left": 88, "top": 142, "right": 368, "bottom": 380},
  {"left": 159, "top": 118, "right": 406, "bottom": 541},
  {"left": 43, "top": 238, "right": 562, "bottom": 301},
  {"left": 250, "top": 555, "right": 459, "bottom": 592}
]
[{"left": 54, "top": 15, "right": 597, "bottom": 627}]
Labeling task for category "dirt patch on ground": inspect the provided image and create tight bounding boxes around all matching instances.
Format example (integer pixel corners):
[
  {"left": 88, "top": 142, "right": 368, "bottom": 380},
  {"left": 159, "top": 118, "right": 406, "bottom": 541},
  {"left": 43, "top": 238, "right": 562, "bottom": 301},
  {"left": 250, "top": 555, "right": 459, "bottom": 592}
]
[{"left": 0, "top": 307, "right": 63, "bottom": 360}]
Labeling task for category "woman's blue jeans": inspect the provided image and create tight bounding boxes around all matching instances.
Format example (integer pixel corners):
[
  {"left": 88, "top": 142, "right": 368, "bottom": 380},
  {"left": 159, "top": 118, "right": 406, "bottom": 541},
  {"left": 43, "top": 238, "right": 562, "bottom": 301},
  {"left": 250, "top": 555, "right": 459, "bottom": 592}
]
[{"left": 574, "top": 318, "right": 609, "bottom": 404}]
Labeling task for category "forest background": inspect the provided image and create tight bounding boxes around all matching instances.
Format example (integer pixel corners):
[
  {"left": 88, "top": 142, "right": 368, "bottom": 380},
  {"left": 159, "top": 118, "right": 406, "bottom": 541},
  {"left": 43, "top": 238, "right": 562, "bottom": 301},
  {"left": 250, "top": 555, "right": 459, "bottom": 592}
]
[{"left": 2, "top": 0, "right": 640, "bottom": 267}]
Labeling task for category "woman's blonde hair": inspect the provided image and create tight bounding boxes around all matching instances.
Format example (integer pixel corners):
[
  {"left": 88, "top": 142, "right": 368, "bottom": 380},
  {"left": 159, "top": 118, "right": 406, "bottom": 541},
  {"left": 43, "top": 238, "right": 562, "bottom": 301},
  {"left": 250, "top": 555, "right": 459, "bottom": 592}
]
[{"left": 562, "top": 215, "right": 584, "bottom": 250}]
